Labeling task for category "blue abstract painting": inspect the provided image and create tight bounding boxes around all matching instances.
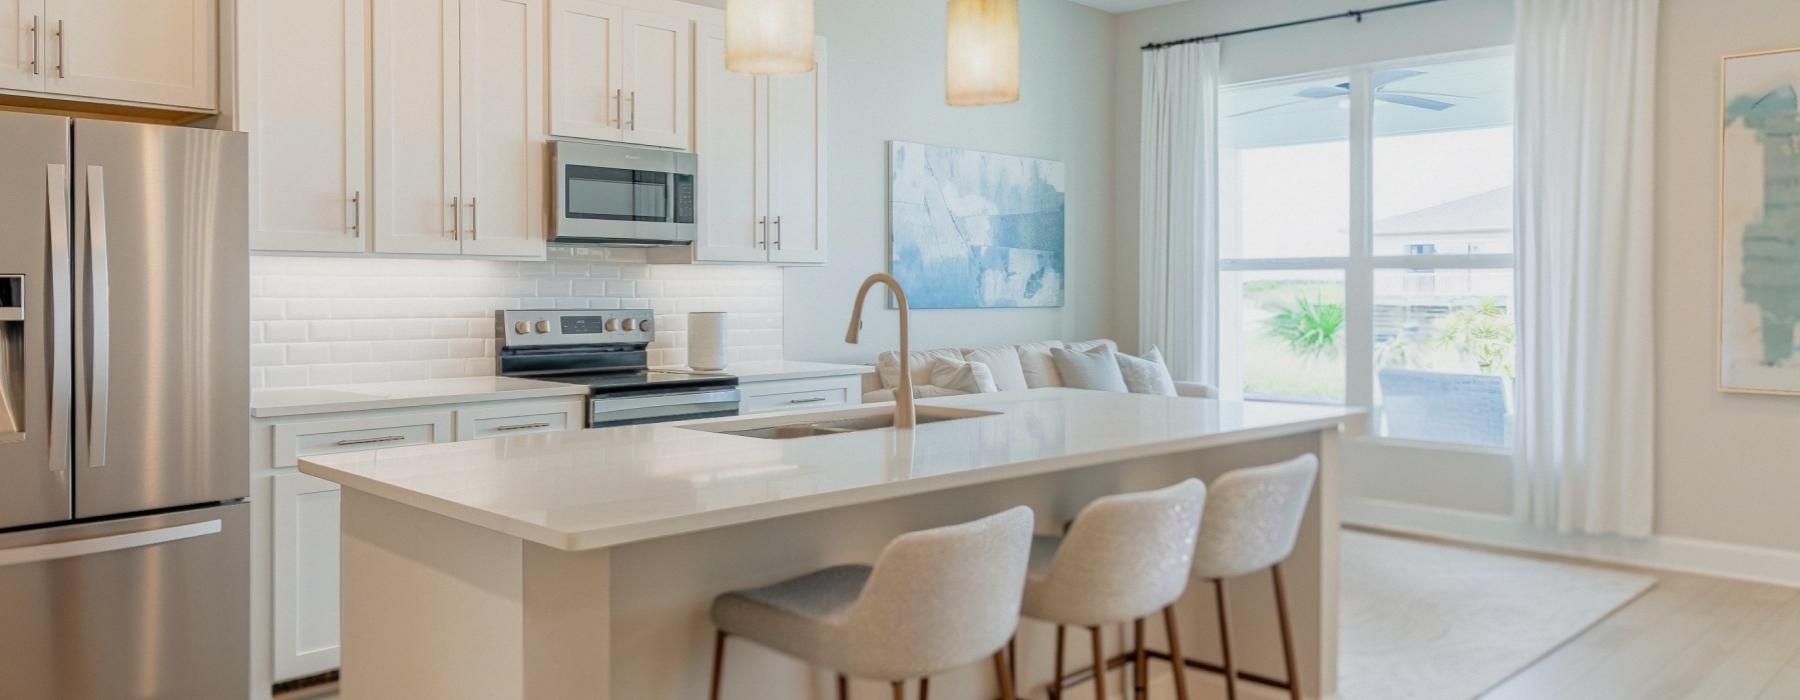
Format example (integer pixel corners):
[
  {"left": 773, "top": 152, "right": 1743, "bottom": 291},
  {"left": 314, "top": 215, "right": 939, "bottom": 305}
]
[
  {"left": 889, "top": 141, "right": 1065, "bottom": 309},
  {"left": 1721, "top": 49, "right": 1800, "bottom": 395}
]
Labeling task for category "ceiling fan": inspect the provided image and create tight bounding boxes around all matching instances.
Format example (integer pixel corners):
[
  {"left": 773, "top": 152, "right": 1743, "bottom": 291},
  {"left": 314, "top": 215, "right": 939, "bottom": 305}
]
[{"left": 1230, "top": 69, "right": 1470, "bottom": 117}]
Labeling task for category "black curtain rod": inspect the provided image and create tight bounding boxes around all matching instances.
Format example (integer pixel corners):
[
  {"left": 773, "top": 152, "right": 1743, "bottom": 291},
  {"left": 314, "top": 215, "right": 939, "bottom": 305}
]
[{"left": 1141, "top": 0, "right": 1454, "bottom": 51}]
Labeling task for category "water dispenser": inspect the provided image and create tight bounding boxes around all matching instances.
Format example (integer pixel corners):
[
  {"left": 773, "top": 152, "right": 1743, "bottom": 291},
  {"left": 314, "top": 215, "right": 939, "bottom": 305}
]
[{"left": 1, "top": 275, "right": 22, "bottom": 438}]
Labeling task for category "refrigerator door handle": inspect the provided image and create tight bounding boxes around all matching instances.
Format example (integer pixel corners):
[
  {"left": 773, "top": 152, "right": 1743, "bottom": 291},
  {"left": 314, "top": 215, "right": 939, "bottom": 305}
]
[
  {"left": 45, "top": 165, "right": 70, "bottom": 475},
  {"left": 0, "top": 519, "right": 220, "bottom": 567},
  {"left": 84, "top": 165, "right": 109, "bottom": 469}
]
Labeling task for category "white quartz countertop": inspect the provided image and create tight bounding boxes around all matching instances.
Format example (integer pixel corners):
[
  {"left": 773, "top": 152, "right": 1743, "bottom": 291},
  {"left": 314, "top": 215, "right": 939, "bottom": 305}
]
[
  {"left": 650, "top": 360, "right": 873, "bottom": 382},
  {"left": 251, "top": 377, "right": 591, "bottom": 418},
  {"left": 299, "top": 389, "right": 1361, "bottom": 551}
]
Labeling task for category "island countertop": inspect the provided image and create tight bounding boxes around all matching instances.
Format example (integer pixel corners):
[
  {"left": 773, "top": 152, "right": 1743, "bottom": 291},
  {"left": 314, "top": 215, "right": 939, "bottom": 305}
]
[{"left": 299, "top": 388, "right": 1361, "bottom": 551}]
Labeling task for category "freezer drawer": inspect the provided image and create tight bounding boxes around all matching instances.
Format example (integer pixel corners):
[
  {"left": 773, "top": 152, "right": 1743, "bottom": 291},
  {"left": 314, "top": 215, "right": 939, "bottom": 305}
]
[{"left": 0, "top": 503, "right": 249, "bottom": 700}]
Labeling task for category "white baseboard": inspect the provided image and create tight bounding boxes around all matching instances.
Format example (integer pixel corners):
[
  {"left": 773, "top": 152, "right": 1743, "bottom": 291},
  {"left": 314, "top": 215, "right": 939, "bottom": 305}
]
[{"left": 1343, "top": 497, "right": 1800, "bottom": 589}]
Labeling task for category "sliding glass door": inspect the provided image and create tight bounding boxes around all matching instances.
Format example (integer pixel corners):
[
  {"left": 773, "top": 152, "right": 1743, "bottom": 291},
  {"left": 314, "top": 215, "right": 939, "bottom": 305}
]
[{"left": 1217, "top": 49, "right": 1516, "bottom": 449}]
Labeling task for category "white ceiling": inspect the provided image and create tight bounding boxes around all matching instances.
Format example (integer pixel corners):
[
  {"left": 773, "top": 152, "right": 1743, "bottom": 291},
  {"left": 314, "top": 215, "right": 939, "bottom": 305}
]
[{"left": 1066, "top": 0, "right": 1187, "bottom": 14}]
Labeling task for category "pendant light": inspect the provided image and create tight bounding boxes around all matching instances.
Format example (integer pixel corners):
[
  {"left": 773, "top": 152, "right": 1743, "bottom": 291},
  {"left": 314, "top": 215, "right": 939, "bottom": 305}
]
[
  {"left": 726, "top": 0, "right": 816, "bottom": 75},
  {"left": 946, "top": 0, "right": 1020, "bottom": 106}
]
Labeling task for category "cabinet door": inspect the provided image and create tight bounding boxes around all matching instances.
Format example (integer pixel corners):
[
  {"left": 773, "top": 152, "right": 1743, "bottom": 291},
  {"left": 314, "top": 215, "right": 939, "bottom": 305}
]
[
  {"left": 372, "top": 0, "right": 462, "bottom": 255},
  {"left": 272, "top": 471, "right": 342, "bottom": 682},
  {"left": 692, "top": 22, "right": 767, "bottom": 263},
  {"left": 245, "top": 0, "right": 368, "bottom": 254},
  {"left": 766, "top": 38, "right": 825, "bottom": 264},
  {"left": 620, "top": 10, "right": 689, "bottom": 150},
  {"left": 42, "top": 0, "right": 214, "bottom": 109},
  {"left": 459, "top": 0, "right": 545, "bottom": 258},
  {"left": 548, "top": 0, "right": 622, "bottom": 141},
  {"left": 0, "top": 0, "right": 45, "bottom": 92}
]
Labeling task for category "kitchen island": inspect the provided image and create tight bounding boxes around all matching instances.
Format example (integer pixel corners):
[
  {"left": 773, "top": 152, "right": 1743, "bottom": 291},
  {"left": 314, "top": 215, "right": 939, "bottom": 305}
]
[{"left": 300, "top": 388, "right": 1360, "bottom": 699}]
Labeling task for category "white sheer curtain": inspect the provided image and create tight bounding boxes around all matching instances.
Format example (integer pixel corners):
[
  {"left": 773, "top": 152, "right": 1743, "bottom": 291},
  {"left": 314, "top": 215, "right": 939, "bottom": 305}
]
[
  {"left": 1138, "top": 40, "right": 1221, "bottom": 384},
  {"left": 1514, "top": 0, "right": 1659, "bottom": 536}
]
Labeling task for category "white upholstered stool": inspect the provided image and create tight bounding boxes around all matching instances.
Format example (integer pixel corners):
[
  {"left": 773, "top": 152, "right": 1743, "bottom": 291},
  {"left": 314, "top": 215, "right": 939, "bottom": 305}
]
[
  {"left": 1158, "top": 454, "right": 1319, "bottom": 700},
  {"left": 1020, "top": 479, "right": 1207, "bottom": 700},
  {"left": 708, "top": 506, "right": 1034, "bottom": 700}
]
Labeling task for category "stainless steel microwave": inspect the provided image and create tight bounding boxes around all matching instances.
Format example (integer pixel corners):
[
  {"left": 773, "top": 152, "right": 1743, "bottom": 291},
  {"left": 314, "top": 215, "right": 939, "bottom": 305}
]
[{"left": 550, "top": 140, "right": 697, "bottom": 246}]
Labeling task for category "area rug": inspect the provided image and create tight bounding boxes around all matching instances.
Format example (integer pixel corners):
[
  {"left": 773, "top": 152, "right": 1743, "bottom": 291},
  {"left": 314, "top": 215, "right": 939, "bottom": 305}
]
[{"left": 1338, "top": 530, "right": 1656, "bottom": 700}]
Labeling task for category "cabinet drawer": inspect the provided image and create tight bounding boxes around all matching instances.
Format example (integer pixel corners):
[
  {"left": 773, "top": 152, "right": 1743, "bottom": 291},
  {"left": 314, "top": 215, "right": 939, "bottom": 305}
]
[
  {"left": 742, "top": 385, "right": 849, "bottom": 414},
  {"left": 454, "top": 398, "right": 586, "bottom": 441},
  {"left": 271, "top": 411, "right": 453, "bottom": 468}
]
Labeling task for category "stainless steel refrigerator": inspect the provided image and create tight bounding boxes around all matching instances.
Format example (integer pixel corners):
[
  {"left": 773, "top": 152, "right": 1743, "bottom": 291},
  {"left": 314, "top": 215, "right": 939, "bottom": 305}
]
[{"left": 0, "top": 113, "right": 249, "bottom": 699}]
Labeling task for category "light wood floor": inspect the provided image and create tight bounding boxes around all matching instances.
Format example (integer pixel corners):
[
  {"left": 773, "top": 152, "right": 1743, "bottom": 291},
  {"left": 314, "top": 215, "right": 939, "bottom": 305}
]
[{"left": 275, "top": 539, "right": 1800, "bottom": 700}]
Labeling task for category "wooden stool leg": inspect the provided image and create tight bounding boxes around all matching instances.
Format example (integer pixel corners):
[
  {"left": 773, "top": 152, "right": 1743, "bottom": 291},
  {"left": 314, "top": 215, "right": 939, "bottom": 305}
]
[
  {"left": 1272, "top": 564, "right": 1304, "bottom": 700},
  {"left": 891, "top": 680, "right": 903, "bottom": 700},
  {"left": 1215, "top": 579, "right": 1239, "bottom": 700},
  {"left": 993, "top": 648, "right": 1016, "bottom": 700},
  {"left": 837, "top": 674, "right": 849, "bottom": 700},
  {"left": 1007, "top": 636, "right": 1017, "bottom": 697},
  {"left": 1134, "top": 618, "right": 1148, "bottom": 698},
  {"left": 1162, "top": 606, "right": 1190, "bottom": 700},
  {"left": 709, "top": 630, "right": 727, "bottom": 700},
  {"left": 919, "top": 677, "right": 929, "bottom": 700},
  {"left": 1051, "top": 625, "right": 1065, "bottom": 699},
  {"left": 1089, "top": 626, "right": 1106, "bottom": 700}
]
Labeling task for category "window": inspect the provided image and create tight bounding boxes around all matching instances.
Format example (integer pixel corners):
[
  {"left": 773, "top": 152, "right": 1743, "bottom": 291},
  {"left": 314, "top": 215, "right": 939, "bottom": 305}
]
[{"left": 1218, "top": 51, "right": 1516, "bottom": 448}]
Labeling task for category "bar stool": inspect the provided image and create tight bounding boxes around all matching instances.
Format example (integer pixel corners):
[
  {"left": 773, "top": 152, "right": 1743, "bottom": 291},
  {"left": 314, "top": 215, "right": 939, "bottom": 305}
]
[
  {"left": 1155, "top": 454, "right": 1319, "bottom": 700},
  {"left": 1021, "top": 479, "right": 1208, "bottom": 700},
  {"left": 708, "top": 506, "right": 1034, "bottom": 700}
]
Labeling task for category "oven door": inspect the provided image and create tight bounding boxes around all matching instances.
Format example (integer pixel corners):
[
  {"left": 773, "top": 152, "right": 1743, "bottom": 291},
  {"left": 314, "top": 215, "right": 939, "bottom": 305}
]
[
  {"left": 589, "top": 388, "right": 740, "bottom": 428},
  {"left": 551, "top": 140, "right": 696, "bottom": 245}
]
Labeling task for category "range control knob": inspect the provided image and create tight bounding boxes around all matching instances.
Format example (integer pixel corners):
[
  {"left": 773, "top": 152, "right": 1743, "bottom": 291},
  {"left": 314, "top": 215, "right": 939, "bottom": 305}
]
[
  {"left": 639, "top": 319, "right": 653, "bottom": 333},
  {"left": 604, "top": 318, "right": 619, "bottom": 332},
  {"left": 513, "top": 321, "right": 529, "bottom": 335},
  {"left": 622, "top": 318, "right": 638, "bottom": 331},
  {"left": 534, "top": 320, "right": 551, "bottom": 334}
]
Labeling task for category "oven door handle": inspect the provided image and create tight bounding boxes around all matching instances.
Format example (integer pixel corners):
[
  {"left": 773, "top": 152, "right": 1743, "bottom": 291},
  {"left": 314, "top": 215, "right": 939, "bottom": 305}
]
[{"left": 590, "top": 390, "right": 741, "bottom": 415}]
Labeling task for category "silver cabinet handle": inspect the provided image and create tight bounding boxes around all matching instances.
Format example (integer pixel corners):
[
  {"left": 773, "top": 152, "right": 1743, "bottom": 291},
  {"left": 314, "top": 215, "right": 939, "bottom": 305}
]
[
  {"left": 351, "top": 190, "right": 362, "bottom": 238},
  {"left": 449, "top": 195, "right": 459, "bottom": 239},
  {"left": 53, "top": 20, "right": 63, "bottom": 78},
  {"left": 787, "top": 397, "right": 828, "bottom": 404},
  {"left": 758, "top": 216, "right": 768, "bottom": 249},
  {"left": 44, "top": 165, "right": 70, "bottom": 475},
  {"left": 466, "top": 198, "right": 477, "bottom": 239},
  {"left": 495, "top": 422, "right": 551, "bottom": 432},
  {"left": 28, "top": 16, "right": 39, "bottom": 75},
  {"left": 0, "top": 519, "right": 220, "bottom": 567},
  {"left": 84, "top": 165, "right": 110, "bottom": 470},
  {"left": 334, "top": 435, "right": 406, "bottom": 447},
  {"left": 628, "top": 91, "right": 636, "bottom": 130},
  {"left": 773, "top": 215, "right": 783, "bottom": 250},
  {"left": 613, "top": 89, "right": 622, "bottom": 127}
]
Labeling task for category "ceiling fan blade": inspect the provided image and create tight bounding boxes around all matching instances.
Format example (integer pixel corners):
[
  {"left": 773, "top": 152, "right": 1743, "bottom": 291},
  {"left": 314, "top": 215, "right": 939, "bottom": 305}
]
[
  {"left": 1384, "top": 89, "right": 1476, "bottom": 100},
  {"left": 1294, "top": 86, "right": 1349, "bottom": 100},
  {"left": 1371, "top": 69, "right": 1425, "bottom": 88},
  {"left": 1228, "top": 99, "right": 1314, "bottom": 117},
  {"left": 1376, "top": 93, "right": 1455, "bottom": 110}
]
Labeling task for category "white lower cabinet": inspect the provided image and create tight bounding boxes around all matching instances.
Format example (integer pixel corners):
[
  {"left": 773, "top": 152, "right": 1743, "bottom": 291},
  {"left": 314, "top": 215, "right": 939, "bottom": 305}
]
[
  {"left": 260, "top": 395, "right": 585, "bottom": 686},
  {"left": 271, "top": 471, "right": 343, "bottom": 682}
]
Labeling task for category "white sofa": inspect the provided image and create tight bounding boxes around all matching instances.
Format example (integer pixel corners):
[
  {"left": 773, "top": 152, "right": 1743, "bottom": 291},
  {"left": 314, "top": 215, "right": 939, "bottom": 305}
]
[{"left": 859, "top": 338, "right": 1218, "bottom": 402}]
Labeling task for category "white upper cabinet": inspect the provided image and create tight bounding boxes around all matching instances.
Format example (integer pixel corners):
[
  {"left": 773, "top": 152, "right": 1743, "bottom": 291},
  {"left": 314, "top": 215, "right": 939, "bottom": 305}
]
[
  {"left": 549, "top": 0, "right": 623, "bottom": 141},
  {"left": 549, "top": 0, "right": 689, "bottom": 150},
  {"left": 373, "top": 0, "right": 462, "bottom": 255},
  {"left": 42, "top": 0, "right": 216, "bottom": 109},
  {"left": 458, "top": 0, "right": 545, "bottom": 257},
  {"left": 1, "top": 0, "right": 45, "bottom": 92},
  {"left": 243, "top": 0, "right": 368, "bottom": 254},
  {"left": 688, "top": 30, "right": 826, "bottom": 265}
]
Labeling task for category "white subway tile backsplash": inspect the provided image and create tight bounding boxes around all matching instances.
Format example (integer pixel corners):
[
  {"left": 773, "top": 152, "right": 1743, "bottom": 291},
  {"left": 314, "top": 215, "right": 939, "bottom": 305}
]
[{"left": 250, "top": 248, "right": 783, "bottom": 388}]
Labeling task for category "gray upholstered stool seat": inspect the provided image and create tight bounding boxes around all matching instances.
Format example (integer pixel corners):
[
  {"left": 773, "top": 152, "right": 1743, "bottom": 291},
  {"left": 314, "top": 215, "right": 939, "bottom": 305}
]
[
  {"left": 708, "top": 506, "right": 1035, "bottom": 699},
  {"left": 1020, "top": 479, "right": 1208, "bottom": 700}
]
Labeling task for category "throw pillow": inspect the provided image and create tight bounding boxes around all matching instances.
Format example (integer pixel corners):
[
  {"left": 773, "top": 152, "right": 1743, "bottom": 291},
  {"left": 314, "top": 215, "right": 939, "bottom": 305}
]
[
  {"left": 1015, "top": 340, "right": 1067, "bottom": 388},
  {"left": 1117, "top": 346, "right": 1179, "bottom": 396},
  {"left": 961, "top": 345, "right": 1030, "bottom": 392},
  {"left": 928, "top": 358, "right": 999, "bottom": 395},
  {"left": 1049, "top": 345, "right": 1129, "bottom": 393},
  {"left": 875, "top": 348, "right": 964, "bottom": 389}
]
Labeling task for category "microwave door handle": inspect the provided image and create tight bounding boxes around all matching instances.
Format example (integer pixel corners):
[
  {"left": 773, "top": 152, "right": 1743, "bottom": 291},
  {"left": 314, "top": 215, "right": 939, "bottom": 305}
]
[
  {"left": 45, "top": 166, "right": 70, "bottom": 474},
  {"left": 84, "top": 165, "right": 109, "bottom": 469}
]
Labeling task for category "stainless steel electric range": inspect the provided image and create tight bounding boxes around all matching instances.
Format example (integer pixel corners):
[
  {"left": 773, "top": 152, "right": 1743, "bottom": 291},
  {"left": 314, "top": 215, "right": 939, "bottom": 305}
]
[{"left": 496, "top": 308, "right": 740, "bottom": 428}]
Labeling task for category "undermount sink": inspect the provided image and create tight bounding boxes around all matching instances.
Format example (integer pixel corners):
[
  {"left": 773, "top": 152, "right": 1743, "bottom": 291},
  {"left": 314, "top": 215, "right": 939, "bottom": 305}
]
[{"left": 688, "top": 406, "right": 1000, "bottom": 440}]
